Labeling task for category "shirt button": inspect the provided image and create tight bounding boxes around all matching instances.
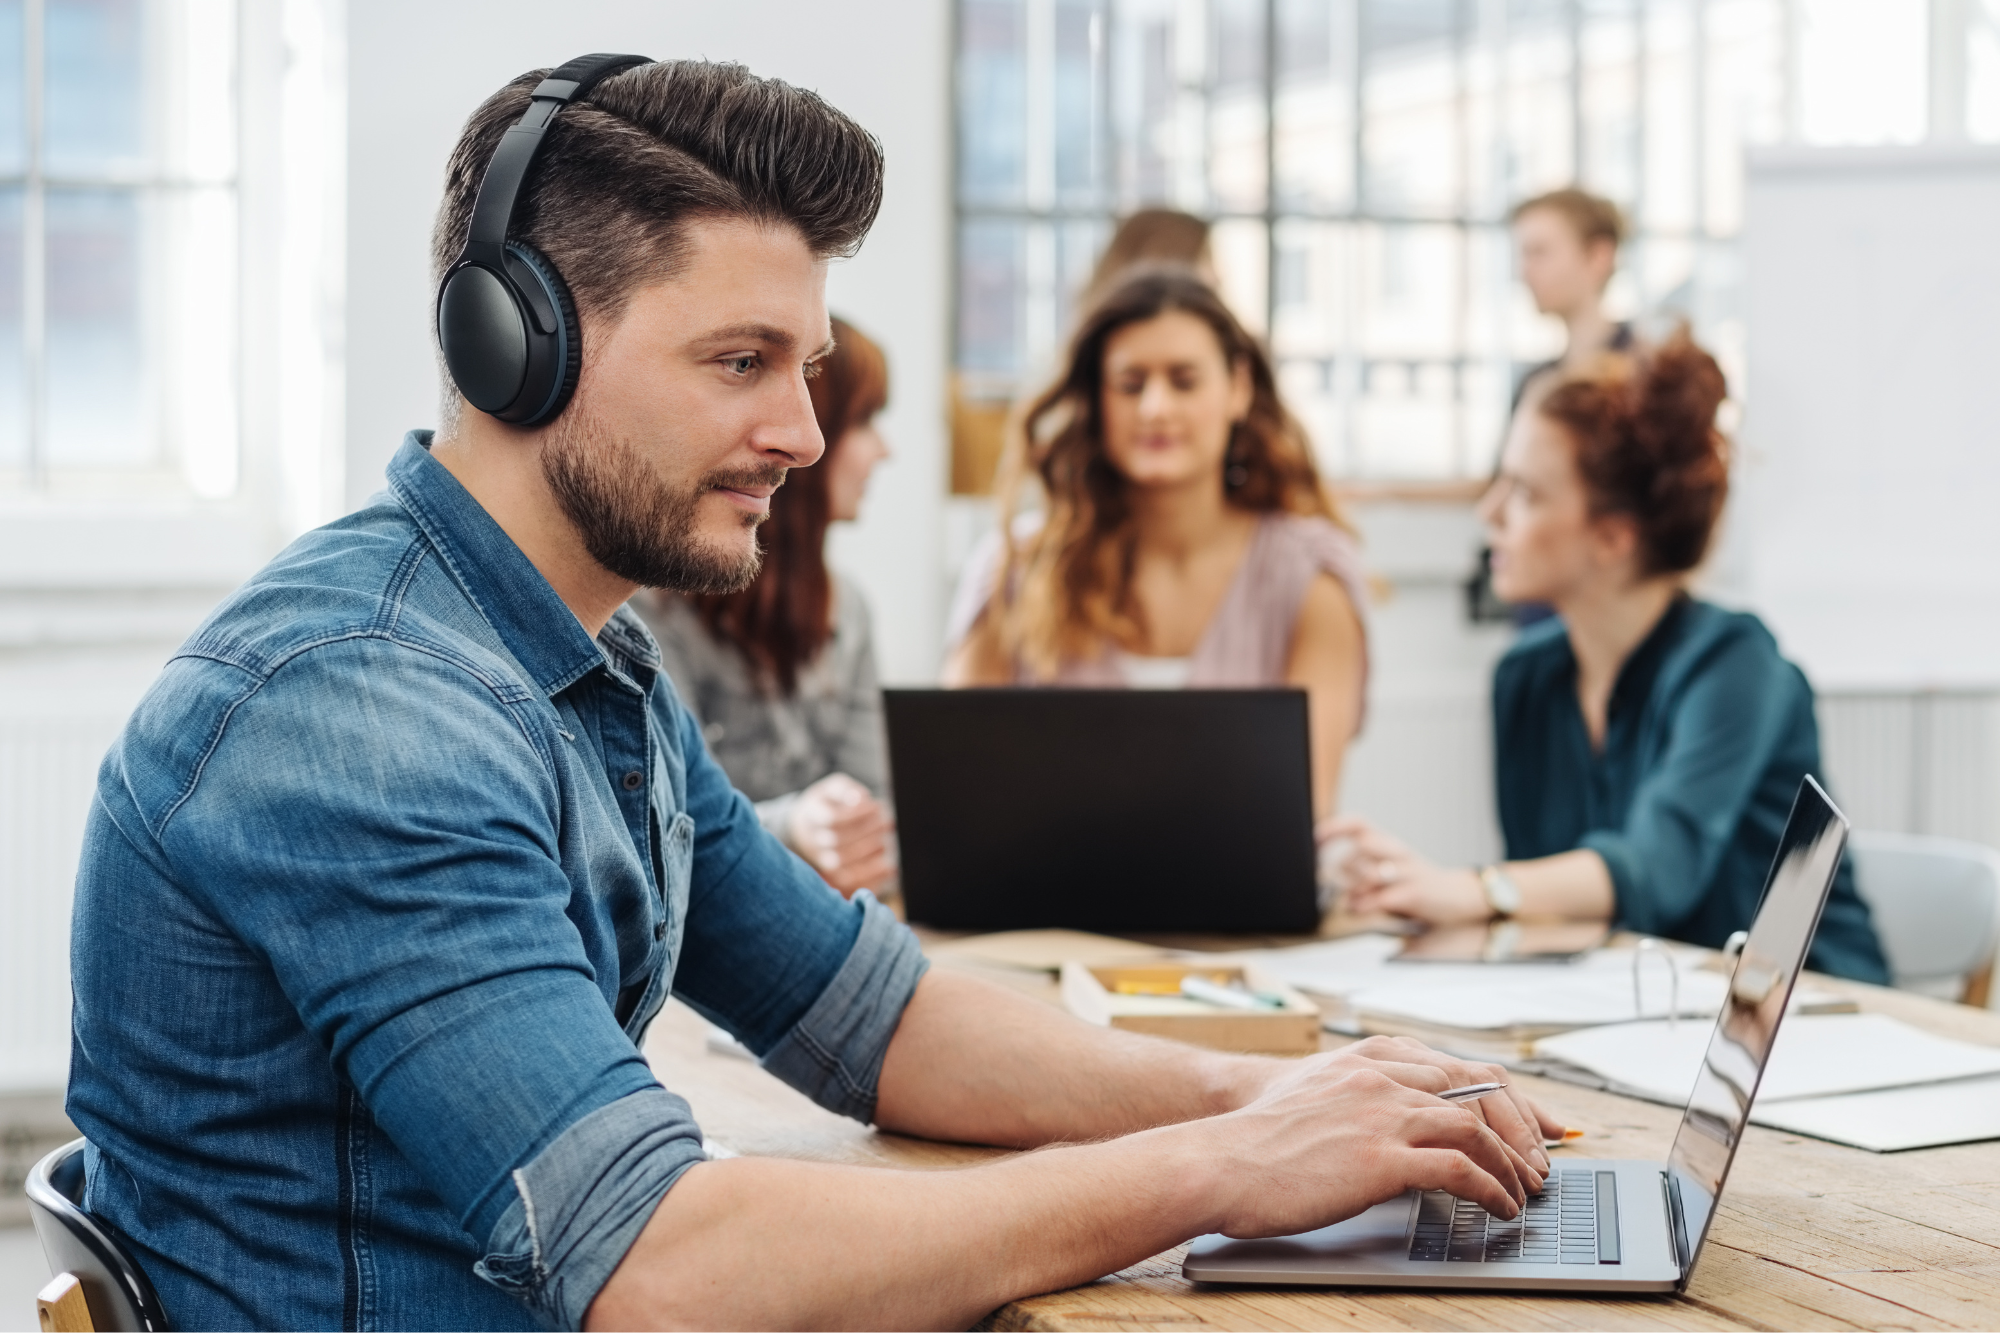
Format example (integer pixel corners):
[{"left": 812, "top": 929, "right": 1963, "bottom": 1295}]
[{"left": 622, "top": 770, "right": 644, "bottom": 791}]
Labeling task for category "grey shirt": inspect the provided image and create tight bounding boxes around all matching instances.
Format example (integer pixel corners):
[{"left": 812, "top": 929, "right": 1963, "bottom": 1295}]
[{"left": 636, "top": 576, "right": 888, "bottom": 847}]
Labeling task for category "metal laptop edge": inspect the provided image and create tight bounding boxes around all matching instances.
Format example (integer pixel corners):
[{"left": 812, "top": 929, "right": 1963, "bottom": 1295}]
[{"left": 1182, "top": 775, "right": 1850, "bottom": 1296}]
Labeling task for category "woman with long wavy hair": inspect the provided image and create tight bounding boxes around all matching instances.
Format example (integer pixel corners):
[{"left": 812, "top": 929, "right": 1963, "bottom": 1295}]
[
  {"left": 638, "top": 316, "right": 895, "bottom": 897},
  {"left": 945, "top": 267, "right": 1368, "bottom": 818}
]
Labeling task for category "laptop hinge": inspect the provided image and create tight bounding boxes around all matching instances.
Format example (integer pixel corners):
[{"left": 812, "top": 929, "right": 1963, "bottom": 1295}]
[{"left": 1662, "top": 1171, "right": 1691, "bottom": 1275}]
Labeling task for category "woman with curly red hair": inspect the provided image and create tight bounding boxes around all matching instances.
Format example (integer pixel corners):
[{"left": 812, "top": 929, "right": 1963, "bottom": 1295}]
[{"left": 1337, "top": 330, "right": 1887, "bottom": 982}]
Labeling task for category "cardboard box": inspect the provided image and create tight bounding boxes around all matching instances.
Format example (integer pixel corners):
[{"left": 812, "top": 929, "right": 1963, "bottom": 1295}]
[{"left": 1059, "top": 960, "right": 1321, "bottom": 1056}]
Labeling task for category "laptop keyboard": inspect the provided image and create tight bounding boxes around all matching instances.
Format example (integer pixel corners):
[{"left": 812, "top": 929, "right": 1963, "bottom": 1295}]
[{"left": 1409, "top": 1168, "right": 1619, "bottom": 1264}]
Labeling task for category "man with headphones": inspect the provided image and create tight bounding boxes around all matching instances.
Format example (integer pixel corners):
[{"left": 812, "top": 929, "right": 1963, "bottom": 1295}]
[{"left": 66, "top": 56, "right": 1560, "bottom": 1330}]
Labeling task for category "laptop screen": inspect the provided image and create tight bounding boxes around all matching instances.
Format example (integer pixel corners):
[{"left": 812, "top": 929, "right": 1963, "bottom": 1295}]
[{"left": 1663, "top": 776, "right": 1849, "bottom": 1286}]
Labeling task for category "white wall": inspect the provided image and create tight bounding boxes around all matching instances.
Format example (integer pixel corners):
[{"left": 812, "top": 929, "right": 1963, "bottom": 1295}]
[{"left": 344, "top": 0, "right": 953, "bottom": 682}]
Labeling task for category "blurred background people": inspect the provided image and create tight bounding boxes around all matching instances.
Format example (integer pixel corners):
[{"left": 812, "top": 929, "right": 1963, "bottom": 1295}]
[
  {"left": 1078, "top": 207, "right": 1216, "bottom": 307},
  {"left": 945, "top": 268, "right": 1367, "bottom": 820},
  {"left": 1470, "top": 188, "right": 1636, "bottom": 628},
  {"left": 637, "top": 316, "right": 895, "bottom": 898},
  {"left": 1336, "top": 330, "right": 1888, "bottom": 982},
  {"left": 1510, "top": 188, "right": 1634, "bottom": 406}
]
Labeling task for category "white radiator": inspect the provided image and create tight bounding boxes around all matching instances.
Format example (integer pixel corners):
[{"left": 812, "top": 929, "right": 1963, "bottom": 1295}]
[
  {"left": 0, "top": 710, "right": 121, "bottom": 1095},
  {"left": 1817, "top": 691, "right": 2000, "bottom": 847}
]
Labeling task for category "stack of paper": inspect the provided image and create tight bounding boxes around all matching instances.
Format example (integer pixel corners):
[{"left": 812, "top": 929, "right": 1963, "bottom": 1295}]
[
  {"left": 1245, "top": 934, "right": 1728, "bottom": 1058},
  {"left": 1534, "top": 1013, "right": 2000, "bottom": 1151}
]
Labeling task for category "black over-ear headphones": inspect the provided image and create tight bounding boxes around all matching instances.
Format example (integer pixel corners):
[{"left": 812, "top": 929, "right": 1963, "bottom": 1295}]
[{"left": 437, "top": 53, "right": 654, "bottom": 427}]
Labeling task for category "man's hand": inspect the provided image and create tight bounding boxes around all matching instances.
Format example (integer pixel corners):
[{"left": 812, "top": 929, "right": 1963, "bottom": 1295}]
[
  {"left": 786, "top": 773, "right": 894, "bottom": 896},
  {"left": 1234, "top": 1035, "right": 1564, "bottom": 1187},
  {"left": 1198, "top": 1066, "right": 1529, "bottom": 1239}
]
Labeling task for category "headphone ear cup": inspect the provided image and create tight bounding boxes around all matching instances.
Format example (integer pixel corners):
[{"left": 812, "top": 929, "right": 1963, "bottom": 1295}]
[
  {"left": 438, "top": 263, "right": 533, "bottom": 415},
  {"left": 505, "top": 242, "right": 583, "bottom": 426}
]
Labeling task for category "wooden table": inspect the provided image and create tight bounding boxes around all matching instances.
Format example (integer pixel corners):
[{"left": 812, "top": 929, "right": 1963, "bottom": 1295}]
[{"left": 642, "top": 941, "right": 2000, "bottom": 1332}]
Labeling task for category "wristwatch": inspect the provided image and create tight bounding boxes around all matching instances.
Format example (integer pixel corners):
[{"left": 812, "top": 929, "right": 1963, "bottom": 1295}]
[{"left": 1477, "top": 864, "right": 1522, "bottom": 920}]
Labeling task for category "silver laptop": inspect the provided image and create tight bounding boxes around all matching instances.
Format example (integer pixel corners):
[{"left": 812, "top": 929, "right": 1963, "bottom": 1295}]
[{"left": 1184, "top": 775, "right": 1850, "bottom": 1295}]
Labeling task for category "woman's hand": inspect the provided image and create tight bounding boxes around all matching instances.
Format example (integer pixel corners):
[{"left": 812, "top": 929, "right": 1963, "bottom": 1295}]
[
  {"left": 787, "top": 773, "right": 896, "bottom": 897},
  {"left": 1319, "top": 815, "right": 1493, "bottom": 926}
]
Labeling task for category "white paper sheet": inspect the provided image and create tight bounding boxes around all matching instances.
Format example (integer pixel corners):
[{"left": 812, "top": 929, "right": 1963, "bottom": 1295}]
[
  {"left": 1536, "top": 1013, "right": 2000, "bottom": 1104},
  {"left": 1750, "top": 1076, "right": 2000, "bottom": 1151},
  {"left": 1249, "top": 934, "right": 1723, "bottom": 1029}
]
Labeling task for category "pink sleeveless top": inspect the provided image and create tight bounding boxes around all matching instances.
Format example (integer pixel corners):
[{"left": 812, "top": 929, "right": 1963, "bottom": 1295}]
[{"left": 946, "top": 513, "right": 1370, "bottom": 724}]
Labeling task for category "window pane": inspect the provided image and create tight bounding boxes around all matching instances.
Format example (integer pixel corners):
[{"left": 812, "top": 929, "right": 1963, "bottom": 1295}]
[
  {"left": 1210, "top": 0, "right": 1267, "bottom": 211},
  {"left": 1361, "top": 0, "right": 1461, "bottom": 218},
  {"left": 1580, "top": 0, "right": 1642, "bottom": 205},
  {"left": 960, "top": 0, "right": 1028, "bottom": 207},
  {"left": 45, "top": 0, "right": 145, "bottom": 177},
  {"left": 1972, "top": 0, "right": 2000, "bottom": 141},
  {"left": 958, "top": 217, "right": 1024, "bottom": 378},
  {"left": 1054, "top": 0, "right": 1109, "bottom": 206},
  {"left": 1111, "top": 0, "right": 1196, "bottom": 208},
  {"left": 45, "top": 187, "right": 150, "bottom": 468},
  {"left": 1798, "top": 0, "right": 1927, "bottom": 145},
  {"left": 0, "top": 1, "right": 23, "bottom": 177},
  {"left": 1275, "top": 0, "right": 1352, "bottom": 212},
  {"left": 0, "top": 186, "right": 20, "bottom": 474},
  {"left": 1499, "top": 0, "right": 1579, "bottom": 201}
]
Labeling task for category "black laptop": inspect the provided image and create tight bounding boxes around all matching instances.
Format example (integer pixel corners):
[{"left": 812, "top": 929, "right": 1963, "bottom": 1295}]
[{"left": 883, "top": 688, "right": 1319, "bottom": 933}]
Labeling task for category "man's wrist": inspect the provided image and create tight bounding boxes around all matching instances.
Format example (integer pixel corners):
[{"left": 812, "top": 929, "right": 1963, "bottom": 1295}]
[{"left": 1197, "top": 1050, "right": 1282, "bottom": 1117}]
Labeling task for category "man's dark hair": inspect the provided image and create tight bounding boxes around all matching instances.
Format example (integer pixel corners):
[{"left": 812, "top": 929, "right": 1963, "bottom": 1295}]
[{"left": 431, "top": 60, "right": 884, "bottom": 401}]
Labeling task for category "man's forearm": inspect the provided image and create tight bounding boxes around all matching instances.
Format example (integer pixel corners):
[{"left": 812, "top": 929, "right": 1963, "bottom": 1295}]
[
  {"left": 586, "top": 1121, "right": 1227, "bottom": 1331},
  {"left": 873, "top": 969, "right": 1270, "bottom": 1147}
]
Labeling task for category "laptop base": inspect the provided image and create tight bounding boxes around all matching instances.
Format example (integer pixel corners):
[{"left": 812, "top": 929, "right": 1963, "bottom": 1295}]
[{"left": 1182, "top": 1160, "right": 1681, "bottom": 1294}]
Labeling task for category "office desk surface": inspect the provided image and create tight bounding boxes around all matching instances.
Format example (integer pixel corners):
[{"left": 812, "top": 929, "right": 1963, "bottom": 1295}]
[{"left": 642, "top": 941, "right": 2000, "bottom": 1332}]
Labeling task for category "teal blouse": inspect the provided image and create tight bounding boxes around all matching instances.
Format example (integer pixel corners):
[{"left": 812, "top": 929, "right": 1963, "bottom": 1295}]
[{"left": 1493, "top": 597, "right": 1889, "bottom": 983}]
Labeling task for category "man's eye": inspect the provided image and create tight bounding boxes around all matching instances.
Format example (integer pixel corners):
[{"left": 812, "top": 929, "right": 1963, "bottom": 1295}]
[
  {"left": 723, "top": 355, "right": 757, "bottom": 376},
  {"left": 803, "top": 360, "right": 825, "bottom": 381}
]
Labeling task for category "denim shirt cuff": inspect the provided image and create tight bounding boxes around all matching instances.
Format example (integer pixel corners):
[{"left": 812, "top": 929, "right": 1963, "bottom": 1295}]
[
  {"left": 759, "top": 890, "right": 929, "bottom": 1122},
  {"left": 475, "top": 1086, "right": 706, "bottom": 1331}
]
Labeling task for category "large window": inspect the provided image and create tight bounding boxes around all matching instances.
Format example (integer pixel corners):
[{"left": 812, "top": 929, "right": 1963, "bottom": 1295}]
[
  {"left": 953, "top": 0, "right": 2000, "bottom": 488},
  {"left": 0, "top": 0, "right": 238, "bottom": 498}
]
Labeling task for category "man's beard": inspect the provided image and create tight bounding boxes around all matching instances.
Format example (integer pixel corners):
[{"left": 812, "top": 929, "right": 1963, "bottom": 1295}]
[{"left": 540, "top": 407, "right": 785, "bottom": 594}]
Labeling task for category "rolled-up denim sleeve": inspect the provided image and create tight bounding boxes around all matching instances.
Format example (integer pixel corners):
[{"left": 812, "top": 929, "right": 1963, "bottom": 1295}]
[
  {"left": 759, "top": 894, "right": 928, "bottom": 1119},
  {"left": 475, "top": 1087, "right": 706, "bottom": 1331},
  {"left": 664, "top": 697, "right": 928, "bottom": 1123}
]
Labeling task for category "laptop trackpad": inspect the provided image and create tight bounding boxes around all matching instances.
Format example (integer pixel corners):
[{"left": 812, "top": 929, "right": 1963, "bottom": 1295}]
[{"left": 1187, "top": 1193, "right": 1417, "bottom": 1270}]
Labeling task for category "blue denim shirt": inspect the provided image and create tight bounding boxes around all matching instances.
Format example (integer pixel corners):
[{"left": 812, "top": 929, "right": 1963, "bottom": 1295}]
[{"left": 67, "top": 433, "right": 929, "bottom": 1331}]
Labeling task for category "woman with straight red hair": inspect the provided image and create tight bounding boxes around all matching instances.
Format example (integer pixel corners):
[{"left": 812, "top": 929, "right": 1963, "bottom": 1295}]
[
  {"left": 1335, "top": 330, "right": 1888, "bottom": 982},
  {"left": 638, "top": 316, "right": 894, "bottom": 898}
]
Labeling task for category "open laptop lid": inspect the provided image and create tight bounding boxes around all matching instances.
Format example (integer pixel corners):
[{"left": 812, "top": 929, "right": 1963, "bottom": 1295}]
[{"left": 1663, "top": 775, "right": 1850, "bottom": 1290}]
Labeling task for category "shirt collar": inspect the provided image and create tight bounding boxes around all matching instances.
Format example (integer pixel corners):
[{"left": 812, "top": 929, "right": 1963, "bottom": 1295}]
[{"left": 388, "top": 430, "right": 643, "bottom": 699}]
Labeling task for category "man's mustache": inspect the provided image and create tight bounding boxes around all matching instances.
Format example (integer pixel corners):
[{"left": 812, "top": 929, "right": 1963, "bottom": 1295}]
[{"left": 701, "top": 466, "right": 790, "bottom": 495}]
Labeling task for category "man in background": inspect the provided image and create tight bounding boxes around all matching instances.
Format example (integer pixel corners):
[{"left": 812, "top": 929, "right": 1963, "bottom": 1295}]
[
  {"left": 1469, "top": 187, "right": 1634, "bottom": 625},
  {"left": 1509, "top": 187, "right": 1633, "bottom": 410}
]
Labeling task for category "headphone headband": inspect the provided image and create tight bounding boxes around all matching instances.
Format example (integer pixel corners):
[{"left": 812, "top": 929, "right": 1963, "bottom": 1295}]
[
  {"left": 437, "top": 53, "right": 653, "bottom": 426},
  {"left": 456, "top": 53, "right": 653, "bottom": 269}
]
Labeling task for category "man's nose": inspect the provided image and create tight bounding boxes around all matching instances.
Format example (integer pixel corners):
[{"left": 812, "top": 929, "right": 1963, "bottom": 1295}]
[{"left": 755, "top": 375, "right": 824, "bottom": 467}]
